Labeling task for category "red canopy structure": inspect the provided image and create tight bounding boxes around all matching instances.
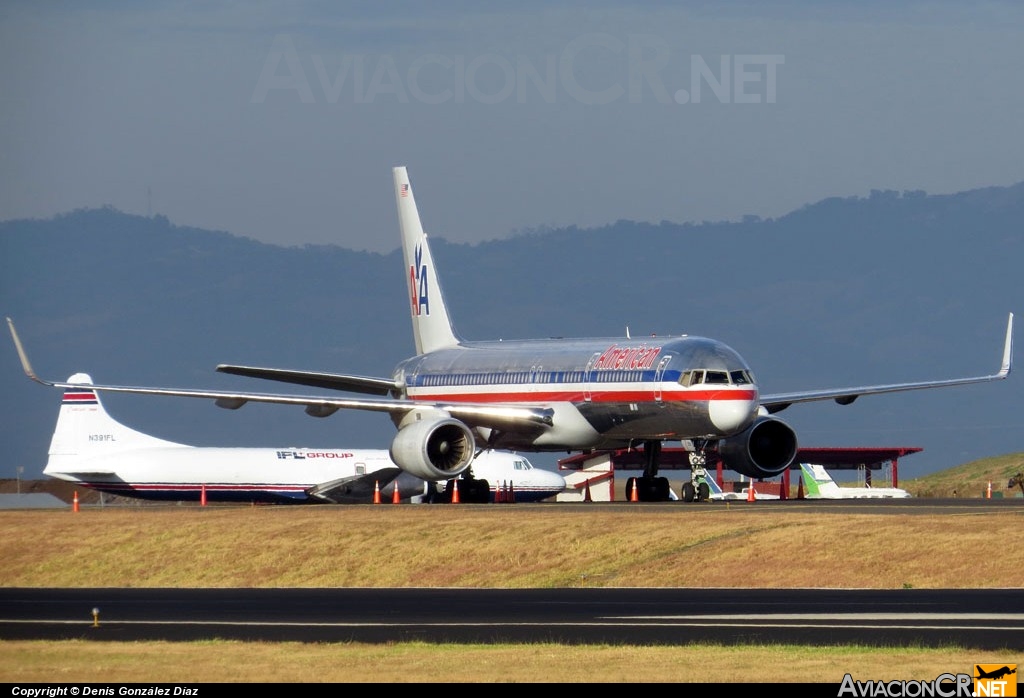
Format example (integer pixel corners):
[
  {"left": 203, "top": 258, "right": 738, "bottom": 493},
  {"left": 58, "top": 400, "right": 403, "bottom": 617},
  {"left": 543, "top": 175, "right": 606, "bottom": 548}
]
[{"left": 559, "top": 446, "right": 921, "bottom": 489}]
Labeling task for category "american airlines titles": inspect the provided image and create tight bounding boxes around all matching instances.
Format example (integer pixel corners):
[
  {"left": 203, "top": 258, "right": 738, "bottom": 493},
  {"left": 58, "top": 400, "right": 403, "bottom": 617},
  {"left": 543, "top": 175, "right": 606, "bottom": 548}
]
[
  {"left": 276, "top": 451, "right": 355, "bottom": 460},
  {"left": 593, "top": 343, "right": 662, "bottom": 371}
]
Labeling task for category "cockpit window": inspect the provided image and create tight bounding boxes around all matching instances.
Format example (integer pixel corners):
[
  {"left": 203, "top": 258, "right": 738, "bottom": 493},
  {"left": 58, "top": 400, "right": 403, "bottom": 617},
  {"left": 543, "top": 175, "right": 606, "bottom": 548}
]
[
  {"left": 704, "top": 371, "right": 729, "bottom": 384},
  {"left": 680, "top": 369, "right": 754, "bottom": 386},
  {"left": 730, "top": 370, "right": 752, "bottom": 385}
]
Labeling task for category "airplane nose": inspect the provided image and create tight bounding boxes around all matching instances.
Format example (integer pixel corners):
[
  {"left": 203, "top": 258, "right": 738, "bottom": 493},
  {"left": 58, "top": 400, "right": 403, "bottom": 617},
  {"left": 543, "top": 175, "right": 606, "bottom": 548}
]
[
  {"left": 708, "top": 395, "right": 757, "bottom": 433},
  {"left": 543, "top": 471, "right": 567, "bottom": 491}
]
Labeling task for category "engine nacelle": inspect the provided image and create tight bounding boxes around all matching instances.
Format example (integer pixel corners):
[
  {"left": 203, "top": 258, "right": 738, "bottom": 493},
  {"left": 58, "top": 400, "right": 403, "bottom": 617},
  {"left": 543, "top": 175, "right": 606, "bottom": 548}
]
[
  {"left": 717, "top": 415, "right": 798, "bottom": 480},
  {"left": 389, "top": 415, "right": 476, "bottom": 481}
]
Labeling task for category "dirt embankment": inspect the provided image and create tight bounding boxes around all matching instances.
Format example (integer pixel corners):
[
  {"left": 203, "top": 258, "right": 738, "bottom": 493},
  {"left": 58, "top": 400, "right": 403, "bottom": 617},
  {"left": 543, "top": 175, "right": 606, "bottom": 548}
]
[{"left": 0, "top": 478, "right": 138, "bottom": 505}]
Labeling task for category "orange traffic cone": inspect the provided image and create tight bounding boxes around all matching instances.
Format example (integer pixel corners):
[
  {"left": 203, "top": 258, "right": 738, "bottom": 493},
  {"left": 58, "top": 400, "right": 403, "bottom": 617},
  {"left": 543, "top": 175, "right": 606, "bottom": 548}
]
[
  {"left": 747, "top": 483, "right": 756, "bottom": 502},
  {"left": 508, "top": 481, "right": 515, "bottom": 503},
  {"left": 392, "top": 480, "right": 401, "bottom": 504},
  {"left": 72, "top": 490, "right": 80, "bottom": 513},
  {"left": 451, "top": 479, "right": 460, "bottom": 504},
  {"left": 495, "top": 481, "right": 504, "bottom": 503},
  {"left": 200, "top": 484, "right": 207, "bottom": 507},
  {"left": 583, "top": 478, "right": 592, "bottom": 502},
  {"left": 797, "top": 475, "right": 805, "bottom": 500},
  {"left": 373, "top": 480, "right": 381, "bottom": 504},
  {"left": 629, "top": 479, "right": 639, "bottom": 502}
]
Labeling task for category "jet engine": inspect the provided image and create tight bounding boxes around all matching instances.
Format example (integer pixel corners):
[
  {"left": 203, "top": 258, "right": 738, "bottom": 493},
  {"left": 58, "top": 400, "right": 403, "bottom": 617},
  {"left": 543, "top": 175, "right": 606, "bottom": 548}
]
[
  {"left": 717, "top": 415, "right": 798, "bottom": 480},
  {"left": 389, "top": 414, "right": 476, "bottom": 481}
]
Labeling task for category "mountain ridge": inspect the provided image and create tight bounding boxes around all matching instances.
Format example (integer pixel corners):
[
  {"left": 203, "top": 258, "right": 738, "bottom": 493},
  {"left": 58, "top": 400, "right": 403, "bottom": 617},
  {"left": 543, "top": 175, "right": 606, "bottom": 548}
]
[{"left": 2, "top": 182, "right": 1022, "bottom": 480}]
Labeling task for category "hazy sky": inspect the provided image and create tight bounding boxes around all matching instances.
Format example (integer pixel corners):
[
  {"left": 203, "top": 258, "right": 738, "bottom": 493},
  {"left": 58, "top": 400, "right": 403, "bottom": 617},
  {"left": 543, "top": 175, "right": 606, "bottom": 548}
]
[{"left": 2, "top": 2, "right": 1023, "bottom": 253}]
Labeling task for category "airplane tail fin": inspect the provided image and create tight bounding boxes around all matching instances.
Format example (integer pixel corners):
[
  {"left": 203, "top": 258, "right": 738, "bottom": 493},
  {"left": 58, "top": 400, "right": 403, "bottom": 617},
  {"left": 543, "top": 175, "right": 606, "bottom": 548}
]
[
  {"left": 393, "top": 166, "right": 461, "bottom": 355},
  {"left": 701, "top": 473, "right": 725, "bottom": 497},
  {"left": 45, "top": 373, "right": 187, "bottom": 475},
  {"left": 798, "top": 463, "right": 831, "bottom": 498}
]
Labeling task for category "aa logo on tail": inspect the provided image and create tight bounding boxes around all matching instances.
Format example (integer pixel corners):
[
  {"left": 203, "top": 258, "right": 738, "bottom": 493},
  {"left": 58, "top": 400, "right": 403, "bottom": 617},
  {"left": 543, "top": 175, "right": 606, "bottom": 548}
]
[{"left": 409, "top": 244, "right": 430, "bottom": 316}]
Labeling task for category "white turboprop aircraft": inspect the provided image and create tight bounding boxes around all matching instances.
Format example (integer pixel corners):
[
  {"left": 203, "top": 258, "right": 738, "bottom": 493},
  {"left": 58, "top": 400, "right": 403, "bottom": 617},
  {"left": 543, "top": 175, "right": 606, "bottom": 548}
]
[
  {"left": 39, "top": 373, "right": 566, "bottom": 504},
  {"left": 6, "top": 166, "right": 1015, "bottom": 503},
  {"left": 797, "top": 463, "right": 910, "bottom": 499}
]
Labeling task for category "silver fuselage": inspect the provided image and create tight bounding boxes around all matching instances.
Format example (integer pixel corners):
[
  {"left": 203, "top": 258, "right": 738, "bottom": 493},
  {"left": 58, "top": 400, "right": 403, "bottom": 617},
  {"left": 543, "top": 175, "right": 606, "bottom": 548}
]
[{"left": 393, "top": 335, "right": 760, "bottom": 451}]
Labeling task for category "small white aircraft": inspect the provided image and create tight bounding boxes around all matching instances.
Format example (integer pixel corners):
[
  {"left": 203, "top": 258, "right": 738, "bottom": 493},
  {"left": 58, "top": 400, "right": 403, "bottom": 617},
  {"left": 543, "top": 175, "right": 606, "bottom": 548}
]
[
  {"left": 698, "top": 473, "right": 781, "bottom": 501},
  {"left": 41, "top": 373, "right": 566, "bottom": 505},
  {"left": 797, "top": 463, "right": 910, "bottom": 499}
]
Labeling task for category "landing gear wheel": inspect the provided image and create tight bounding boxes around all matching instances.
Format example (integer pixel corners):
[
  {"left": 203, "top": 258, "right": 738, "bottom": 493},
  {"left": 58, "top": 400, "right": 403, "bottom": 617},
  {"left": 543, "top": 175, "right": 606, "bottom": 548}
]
[
  {"left": 443, "top": 478, "right": 491, "bottom": 503},
  {"left": 465, "top": 478, "right": 490, "bottom": 503},
  {"left": 681, "top": 482, "right": 696, "bottom": 503},
  {"left": 697, "top": 481, "right": 710, "bottom": 502},
  {"left": 627, "top": 476, "right": 672, "bottom": 502},
  {"left": 625, "top": 477, "right": 638, "bottom": 502},
  {"left": 652, "top": 476, "right": 670, "bottom": 501}
]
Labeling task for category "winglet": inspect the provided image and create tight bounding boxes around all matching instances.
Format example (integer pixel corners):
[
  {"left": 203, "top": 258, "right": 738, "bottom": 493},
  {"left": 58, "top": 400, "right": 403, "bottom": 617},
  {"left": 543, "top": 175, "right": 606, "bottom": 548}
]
[
  {"left": 1000, "top": 312, "right": 1014, "bottom": 377},
  {"left": 6, "top": 317, "right": 50, "bottom": 386}
]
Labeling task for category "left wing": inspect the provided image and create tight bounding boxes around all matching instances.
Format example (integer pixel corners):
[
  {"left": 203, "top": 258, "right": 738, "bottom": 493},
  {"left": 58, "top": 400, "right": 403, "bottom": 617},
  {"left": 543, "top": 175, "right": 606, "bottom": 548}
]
[
  {"left": 306, "top": 468, "right": 401, "bottom": 503},
  {"left": 7, "top": 317, "right": 553, "bottom": 432},
  {"left": 760, "top": 313, "right": 1013, "bottom": 414},
  {"left": 215, "top": 364, "right": 399, "bottom": 396}
]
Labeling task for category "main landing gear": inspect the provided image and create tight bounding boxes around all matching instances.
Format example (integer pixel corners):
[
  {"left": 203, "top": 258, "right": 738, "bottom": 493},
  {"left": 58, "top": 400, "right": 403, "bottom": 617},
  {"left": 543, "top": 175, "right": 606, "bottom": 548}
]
[
  {"left": 624, "top": 440, "right": 671, "bottom": 502},
  {"left": 425, "top": 465, "right": 492, "bottom": 504},
  {"left": 624, "top": 439, "right": 713, "bottom": 503}
]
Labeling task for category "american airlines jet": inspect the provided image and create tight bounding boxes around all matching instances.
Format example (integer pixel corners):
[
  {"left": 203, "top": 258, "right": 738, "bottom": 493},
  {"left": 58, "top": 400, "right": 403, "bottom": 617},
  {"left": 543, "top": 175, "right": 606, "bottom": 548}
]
[
  {"left": 38, "top": 373, "right": 565, "bottom": 504},
  {"left": 7, "top": 166, "right": 1014, "bottom": 502}
]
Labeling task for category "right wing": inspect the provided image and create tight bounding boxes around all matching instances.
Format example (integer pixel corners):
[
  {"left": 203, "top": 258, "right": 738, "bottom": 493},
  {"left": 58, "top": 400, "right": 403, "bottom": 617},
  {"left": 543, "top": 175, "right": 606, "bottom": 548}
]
[
  {"left": 7, "top": 317, "right": 553, "bottom": 432},
  {"left": 759, "top": 312, "right": 1013, "bottom": 414}
]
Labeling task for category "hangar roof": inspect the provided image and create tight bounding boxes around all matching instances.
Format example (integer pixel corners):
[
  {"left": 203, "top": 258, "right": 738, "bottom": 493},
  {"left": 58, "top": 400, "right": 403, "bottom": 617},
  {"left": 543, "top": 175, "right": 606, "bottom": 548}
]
[{"left": 559, "top": 446, "right": 922, "bottom": 471}]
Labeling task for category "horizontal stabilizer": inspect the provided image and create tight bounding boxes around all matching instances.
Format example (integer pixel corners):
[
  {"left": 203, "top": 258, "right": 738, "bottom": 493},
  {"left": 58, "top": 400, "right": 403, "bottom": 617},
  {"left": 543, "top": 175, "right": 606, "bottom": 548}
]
[
  {"left": 43, "top": 465, "right": 118, "bottom": 477},
  {"left": 217, "top": 365, "right": 399, "bottom": 396}
]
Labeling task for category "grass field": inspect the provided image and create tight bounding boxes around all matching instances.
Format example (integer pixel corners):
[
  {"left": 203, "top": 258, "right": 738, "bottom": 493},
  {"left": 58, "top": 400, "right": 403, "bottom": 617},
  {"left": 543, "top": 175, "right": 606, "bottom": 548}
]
[
  {"left": 2, "top": 640, "right": 1011, "bottom": 684},
  {"left": 2, "top": 505, "right": 1023, "bottom": 588},
  {"left": 1, "top": 500, "right": 1021, "bottom": 683}
]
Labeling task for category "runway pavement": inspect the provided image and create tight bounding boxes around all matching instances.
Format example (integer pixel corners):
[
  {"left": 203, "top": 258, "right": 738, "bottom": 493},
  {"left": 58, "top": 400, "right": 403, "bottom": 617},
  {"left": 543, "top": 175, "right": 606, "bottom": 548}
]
[
  {"left": 2, "top": 587, "right": 1022, "bottom": 650},
  {"left": 2, "top": 498, "right": 1020, "bottom": 650}
]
